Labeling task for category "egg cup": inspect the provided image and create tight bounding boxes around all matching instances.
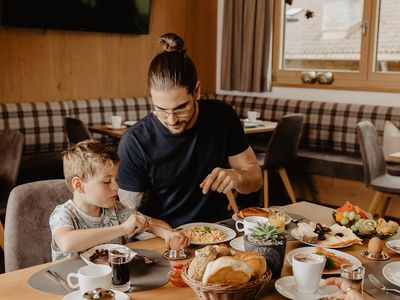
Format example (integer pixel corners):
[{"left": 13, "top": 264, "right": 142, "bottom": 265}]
[{"left": 360, "top": 249, "right": 390, "bottom": 261}]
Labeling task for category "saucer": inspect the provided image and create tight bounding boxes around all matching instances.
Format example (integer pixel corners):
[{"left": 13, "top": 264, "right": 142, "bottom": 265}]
[
  {"left": 229, "top": 236, "right": 245, "bottom": 251},
  {"left": 106, "top": 125, "right": 127, "bottom": 130},
  {"left": 63, "top": 289, "right": 129, "bottom": 300},
  {"left": 275, "top": 276, "right": 340, "bottom": 300},
  {"left": 163, "top": 249, "right": 191, "bottom": 260}
]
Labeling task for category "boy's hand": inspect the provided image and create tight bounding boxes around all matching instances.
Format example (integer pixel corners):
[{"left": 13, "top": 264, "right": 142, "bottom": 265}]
[
  {"left": 165, "top": 231, "right": 190, "bottom": 250},
  {"left": 122, "top": 214, "right": 149, "bottom": 235}
]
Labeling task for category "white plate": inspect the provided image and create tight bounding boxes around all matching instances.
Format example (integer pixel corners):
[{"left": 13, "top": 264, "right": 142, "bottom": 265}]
[
  {"left": 386, "top": 239, "right": 400, "bottom": 254},
  {"left": 106, "top": 125, "right": 127, "bottom": 130},
  {"left": 177, "top": 222, "right": 236, "bottom": 245},
  {"left": 229, "top": 236, "right": 245, "bottom": 252},
  {"left": 80, "top": 244, "right": 136, "bottom": 266},
  {"left": 63, "top": 289, "right": 129, "bottom": 300},
  {"left": 291, "top": 228, "right": 355, "bottom": 249},
  {"left": 275, "top": 276, "right": 340, "bottom": 300},
  {"left": 286, "top": 246, "right": 362, "bottom": 275},
  {"left": 383, "top": 261, "right": 400, "bottom": 287},
  {"left": 124, "top": 120, "right": 137, "bottom": 127},
  {"left": 232, "top": 208, "right": 292, "bottom": 225}
]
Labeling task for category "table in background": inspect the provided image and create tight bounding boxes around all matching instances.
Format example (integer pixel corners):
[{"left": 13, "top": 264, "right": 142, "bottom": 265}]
[
  {"left": 1, "top": 202, "right": 399, "bottom": 299},
  {"left": 89, "top": 120, "right": 277, "bottom": 140}
]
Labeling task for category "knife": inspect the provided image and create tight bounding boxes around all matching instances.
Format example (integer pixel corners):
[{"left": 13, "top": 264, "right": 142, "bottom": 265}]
[{"left": 45, "top": 269, "right": 75, "bottom": 293}]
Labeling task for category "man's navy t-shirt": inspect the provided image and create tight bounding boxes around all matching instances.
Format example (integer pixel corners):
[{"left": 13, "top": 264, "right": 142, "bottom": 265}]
[{"left": 117, "top": 99, "right": 249, "bottom": 227}]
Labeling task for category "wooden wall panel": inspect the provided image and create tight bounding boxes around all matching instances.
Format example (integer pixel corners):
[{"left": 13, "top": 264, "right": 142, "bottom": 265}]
[{"left": 0, "top": 0, "right": 217, "bottom": 103}]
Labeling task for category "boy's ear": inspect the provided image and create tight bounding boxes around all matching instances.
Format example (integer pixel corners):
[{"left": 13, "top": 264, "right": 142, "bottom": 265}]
[{"left": 71, "top": 176, "right": 85, "bottom": 193}]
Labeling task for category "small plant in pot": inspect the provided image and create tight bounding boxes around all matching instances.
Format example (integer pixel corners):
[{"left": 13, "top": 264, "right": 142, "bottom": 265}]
[{"left": 244, "top": 222, "right": 286, "bottom": 279}]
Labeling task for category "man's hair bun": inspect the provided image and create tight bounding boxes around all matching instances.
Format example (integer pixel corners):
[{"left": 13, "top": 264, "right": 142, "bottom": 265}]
[{"left": 159, "top": 33, "right": 186, "bottom": 54}]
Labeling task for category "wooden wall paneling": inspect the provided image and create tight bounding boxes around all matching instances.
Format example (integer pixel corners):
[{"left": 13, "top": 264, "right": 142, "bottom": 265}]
[{"left": 0, "top": 0, "right": 217, "bottom": 103}]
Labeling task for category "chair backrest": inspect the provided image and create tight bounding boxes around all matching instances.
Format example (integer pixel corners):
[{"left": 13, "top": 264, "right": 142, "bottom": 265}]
[
  {"left": 4, "top": 179, "right": 72, "bottom": 272},
  {"left": 356, "top": 121, "right": 386, "bottom": 187},
  {"left": 0, "top": 130, "right": 24, "bottom": 207},
  {"left": 263, "top": 114, "right": 304, "bottom": 170},
  {"left": 65, "top": 117, "right": 92, "bottom": 144}
]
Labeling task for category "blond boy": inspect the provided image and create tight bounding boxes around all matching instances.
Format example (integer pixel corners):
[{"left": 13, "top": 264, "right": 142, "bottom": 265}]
[{"left": 50, "top": 140, "right": 188, "bottom": 261}]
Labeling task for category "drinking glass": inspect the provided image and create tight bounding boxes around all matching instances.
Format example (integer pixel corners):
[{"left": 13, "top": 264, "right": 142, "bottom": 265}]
[
  {"left": 108, "top": 247, "right": 133, "bottom": 292},
  {"left": 268, "top": 206, "right": 286, "bottom": 231},
  {"left": 340, "top": 264, "right": 365, "bottom": 293}
]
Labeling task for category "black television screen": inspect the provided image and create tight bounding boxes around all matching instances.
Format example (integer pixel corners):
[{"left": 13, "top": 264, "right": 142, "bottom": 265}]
[{"left": 0, "top": 0, "right": 151, "bottom": 35}]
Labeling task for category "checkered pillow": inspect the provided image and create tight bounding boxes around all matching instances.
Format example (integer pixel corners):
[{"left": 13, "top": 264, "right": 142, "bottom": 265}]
[{"left": 203, "top": 94, "right": 400, "bottom": 154}]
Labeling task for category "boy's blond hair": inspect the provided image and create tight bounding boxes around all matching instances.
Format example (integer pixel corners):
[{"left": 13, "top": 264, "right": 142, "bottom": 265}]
[{"left": 63, "top": 140, "right": 119, "bottom": 191}]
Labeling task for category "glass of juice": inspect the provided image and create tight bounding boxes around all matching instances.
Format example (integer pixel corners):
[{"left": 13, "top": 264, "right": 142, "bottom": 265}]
[{"left": 268, "top": 206, "right": 286, "bottom": 231}]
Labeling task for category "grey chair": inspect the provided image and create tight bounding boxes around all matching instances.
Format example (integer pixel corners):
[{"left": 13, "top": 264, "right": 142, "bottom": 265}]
[
  {"left": 65, "top": 117, "right": 92, "bottom": 144},
  {"left": 4, "top": 180, "right": 71, "bottom": 272},
  {"left": 0, "top": 129, "right": 24, "bottom": 251},
  {"left": 357, "top": 121, "right": 400, "bottom": 217},
  {"left": 256, "top": 114, "right": 304, "bottom": 208}
]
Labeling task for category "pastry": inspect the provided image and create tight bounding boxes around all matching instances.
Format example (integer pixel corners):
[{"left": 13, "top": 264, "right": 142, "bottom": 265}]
[
  {"left": 376, "top": 218, "right": 399, "bottom": 235},
  {"left": 237, "top": 207, "right": 270, "bottom": 219},
  {"left": 234, "top": 251, "right": 266, "bottom": 278},
  {"left": 188, "top": 246, "right": 217, "bottom": 281},
  {"left": 215, "top": 245, "right": 232, "bottom": 258},
  {"left": 202, "top": 257, "right": 252, "bottom": 285},
  {"left": 303, "top": 232, "right": 319, "bottom": 244}
]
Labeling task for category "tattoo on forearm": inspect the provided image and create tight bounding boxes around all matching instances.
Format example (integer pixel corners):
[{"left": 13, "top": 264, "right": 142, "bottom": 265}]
[{"left": 118, "top": 189, "right": 147, "bottom": 210}]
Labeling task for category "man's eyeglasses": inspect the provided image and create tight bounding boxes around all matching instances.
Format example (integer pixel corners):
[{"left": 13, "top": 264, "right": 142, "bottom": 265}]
[{"left": 153, "top": 100, "right": 194, "bottom": 119}]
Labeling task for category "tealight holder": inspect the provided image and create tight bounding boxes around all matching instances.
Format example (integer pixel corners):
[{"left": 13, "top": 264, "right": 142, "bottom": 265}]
[
  {"left": 163, "top": 249, "right": 191, "bottom": 260},
  {"left": 360, "top": 249, "right": 390, "bottom": 261}
]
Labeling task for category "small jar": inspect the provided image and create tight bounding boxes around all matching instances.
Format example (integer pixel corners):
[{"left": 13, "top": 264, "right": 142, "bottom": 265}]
[
  {"left": 83, "top": 288, "right": 115, "bottom": 300},
  {"left": 167, "top": 264, "right": 187, "bottom": 287}
]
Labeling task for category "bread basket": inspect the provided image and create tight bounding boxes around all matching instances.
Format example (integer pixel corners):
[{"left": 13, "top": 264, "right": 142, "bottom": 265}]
[{"left": 181, "top": 264, "right": 272, "bottom": 300}]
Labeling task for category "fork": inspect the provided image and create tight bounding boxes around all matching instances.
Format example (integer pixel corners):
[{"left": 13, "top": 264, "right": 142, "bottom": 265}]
[
  {"left": 368, "top": 274, "right": 400, "bottom": 294},
  {"left": 291, "top": 217, "right": 304, "bottom": 224}
]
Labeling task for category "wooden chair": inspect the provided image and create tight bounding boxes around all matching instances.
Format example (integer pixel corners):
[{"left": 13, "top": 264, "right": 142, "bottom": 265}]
[
  {"left": 357, "top": 121, "right": 400, "bottom": 217},
  {"left": 256, "top": 114, "right": 303, "bottom": 207},
  {"left": 65, "top": 117, "right": 92, "bottom": 144}
]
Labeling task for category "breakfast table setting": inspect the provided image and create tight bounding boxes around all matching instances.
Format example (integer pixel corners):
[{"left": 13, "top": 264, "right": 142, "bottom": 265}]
[{"left": 1, "top": 201, "right": 400, "bottom": 299}]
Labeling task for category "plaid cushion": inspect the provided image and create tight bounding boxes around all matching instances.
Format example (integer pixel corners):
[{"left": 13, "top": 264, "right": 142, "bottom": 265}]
[
  {"left": 203, "top": 94, "right": 400, "bottom": 154},
  {"left": 66, "top": 97, "right": 152, "bottom": 125},
  {"left": 0, "top": 101, "right": 69, "bottom": 154},
  {"left": 0, "top": 97, "right": 153, "bottom": 155}
]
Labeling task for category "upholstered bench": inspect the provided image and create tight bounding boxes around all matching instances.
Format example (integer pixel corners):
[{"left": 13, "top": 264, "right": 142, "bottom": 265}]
[
  {"left": 0, "top": 97, "right": 152, "bottom": 184},
  {"left": 204, "top": 94, "right": 400, "bottom": 182}
]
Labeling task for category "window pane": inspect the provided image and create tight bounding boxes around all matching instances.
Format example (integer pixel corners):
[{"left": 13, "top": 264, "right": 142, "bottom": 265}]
[
  {"left": 282, "top": 0, "right": 364, "bottom": 71},
  {"left": 375, "top": 0, "right": 400, "bottom": 73}
]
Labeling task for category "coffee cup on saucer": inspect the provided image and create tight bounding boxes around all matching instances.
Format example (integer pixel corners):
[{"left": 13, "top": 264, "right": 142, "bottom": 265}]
[
  {"left": 235, "top": 216, "right": 269, "bottom": 235},
  {"left": 110, "top": 116, "right": 122, "bottom": 129},
  {"left": 292, "top": 253, "right": 326, "bottom": 294},
  {"left": 67, "top": 265, "right": 112, "bottom": 295},
  {"left": 247, "top": 111, "right": 260, "bottom": 122}
]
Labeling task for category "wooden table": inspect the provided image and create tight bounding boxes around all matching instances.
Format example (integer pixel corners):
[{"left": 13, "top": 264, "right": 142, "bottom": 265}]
[
  {"left": 88, "top": 120, "right": 277, "bottom": 139},
  {"left": 1, "top": 202, "right": 399, "bottom": 299}
]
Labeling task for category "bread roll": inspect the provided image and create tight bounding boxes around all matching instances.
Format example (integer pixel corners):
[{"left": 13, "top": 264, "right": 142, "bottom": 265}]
[
  {"left": 234, "top": 251, "right": 267, "bottom": 278},
  {"left": 188, "top": 246, "right": 217, "bottom": 281},
  {"left": 202, "top": 257, "right": 252, "bottom": 285},
  {"left": 215, "top": 245, "right": 232, "bottom": 258},
  {"left": 237, "top": 207, "right": 270, "bottom": 219}
]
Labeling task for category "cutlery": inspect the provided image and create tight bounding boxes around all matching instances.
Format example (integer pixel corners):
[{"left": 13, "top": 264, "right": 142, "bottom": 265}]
[
  {"left": 45, "top": 269, "right": 74, "bottom": 293},
  {"left": 134, "top": 254, "right": 159, "bottom": 265},
  {"left": 368, "top": 274, "right": 400, "bottom": 294},
  {"left": 291, "top": 217, "right": 304, "bottom": 224}
]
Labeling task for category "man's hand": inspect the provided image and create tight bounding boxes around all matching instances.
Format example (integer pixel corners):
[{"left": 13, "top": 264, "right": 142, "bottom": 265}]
[{"left": 199, "top": 167, "right": 240, "bottom": 194}]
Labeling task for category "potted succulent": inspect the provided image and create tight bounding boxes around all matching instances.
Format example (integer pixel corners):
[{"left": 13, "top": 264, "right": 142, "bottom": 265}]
[{"left": 244, "top": 223, "right": 286, "bottom": 279}]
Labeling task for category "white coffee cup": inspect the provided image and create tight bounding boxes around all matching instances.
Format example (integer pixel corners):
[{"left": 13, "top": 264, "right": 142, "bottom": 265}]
[
  {"left": 292, "top": 253, "right": 326, "bottom": 294},
  {"left": 247, "top": 111, "right": 260, "bottom": 122},
  {"left": 67, "top": 265, "right": 112, "bottom": 295},
  {"left": 235, "top": 216, "right": 269, "bottom": 235},
  {"left": 111, "top": 115, "right": 122, "bottom": 129}
]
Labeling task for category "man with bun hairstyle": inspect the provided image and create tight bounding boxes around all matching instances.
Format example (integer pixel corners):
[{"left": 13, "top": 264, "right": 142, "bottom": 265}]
[{"left": 118, "top": 33, "right": 262, "bottom": 227}]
